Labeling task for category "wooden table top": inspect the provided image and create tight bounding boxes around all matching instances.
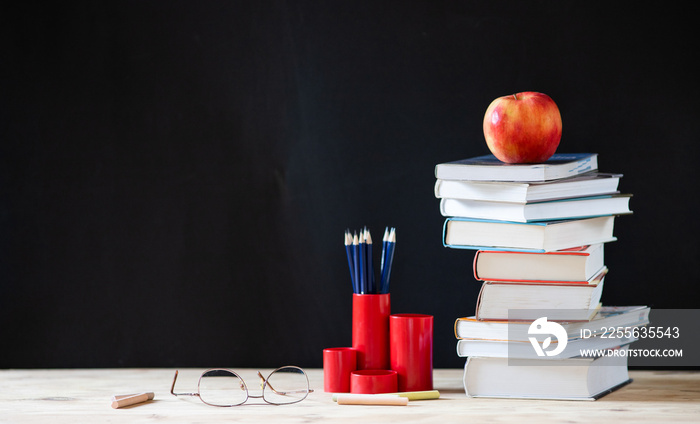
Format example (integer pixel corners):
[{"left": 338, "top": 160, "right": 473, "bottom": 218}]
[{"left": 1, "top": 368, "right": 699, "bottom": 423}]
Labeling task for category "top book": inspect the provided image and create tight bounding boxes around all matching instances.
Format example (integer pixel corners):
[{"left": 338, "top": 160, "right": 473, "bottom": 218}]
[{"left": 435, "top": 153, "right": 598, "bottom": 182}]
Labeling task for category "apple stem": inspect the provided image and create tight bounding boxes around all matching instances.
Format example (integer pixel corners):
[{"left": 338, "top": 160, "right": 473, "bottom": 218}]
[{"left": 513, "top": 94, "right": 518, "bottom": 100}]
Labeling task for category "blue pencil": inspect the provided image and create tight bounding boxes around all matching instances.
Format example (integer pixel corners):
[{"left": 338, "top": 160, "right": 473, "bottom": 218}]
[
  {"left": 358, "top": 230, "right": 367, "bottom": 294},
  {"left": 379, "top": 227, "right": 389, "bottom": 289},
  {"left": 352, "top": 232, "right": 360, "bottom": 294},
  {"left": 366, "top": 228, "right": 374, "bottom": 293},
  {"left": 346, "top": 226, "right": 395, "bottom": 294},
  {"left": 380, "top": 227, "right": 396, "bottom": 294},
  {"left": 345, "top": 230, "right": 357, "bottom": 293}
]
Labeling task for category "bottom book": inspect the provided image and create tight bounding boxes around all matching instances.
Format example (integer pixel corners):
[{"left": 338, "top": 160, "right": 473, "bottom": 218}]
[{"left": 462, "top": 345, "right": 631, "bottom": 400}]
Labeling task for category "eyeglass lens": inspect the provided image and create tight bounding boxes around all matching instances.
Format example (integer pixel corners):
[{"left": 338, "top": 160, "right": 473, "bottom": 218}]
[
  {"left": 263, "top": 367, "right": 310, "bottom": 405},
  {"left": 197, "top": 367, "right": 309, "bottom": 406},
  {"left": 199, "top": 369, "right": 247, "bottom": 407}
]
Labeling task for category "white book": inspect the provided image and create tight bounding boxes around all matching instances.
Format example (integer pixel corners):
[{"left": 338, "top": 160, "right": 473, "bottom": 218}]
[
  {"left": 443, "top": 216, "right": 617, "bottom": 252},
  {"left": 457, "top": 335, "right": 638, "bottom": 359},
  {"left": 473, "top": 244, "right": 605, "bottom": 283},
  {"left": 439, "top": 194, "right": 632, "bottom": 223},
  {"left": 462, "top": 345, "right": 632, "bottom": 400},
  {"left": 454, "top": 306, "right": 651, "bottom": 341},
  {"left": 474, "top": 271, "right": 606, "bottom": 322},
  {"left": 434, "top": 172, "right": 621, "bottom": 203}
]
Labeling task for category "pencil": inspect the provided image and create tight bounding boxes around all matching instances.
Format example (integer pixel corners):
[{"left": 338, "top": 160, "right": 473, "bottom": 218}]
[
  {"left": 379, "top": 227, "right": 389, "bottom": 292},
  {"left": 346, "top": 226, "right": 395, "bottom": 294},
  {"left": 353, "top": 232, "right": 360, "bottom": 294},
  {"left": 380, "top": 227, "right": 396, "bottom": 294},
  {"left": 366, "top": 228, "right": 374, "bottom": 293},
  {"left": 358, "top": 229, "right": 363, "bottom": 292},
  {"left": 345, "top": 230, "right": 357, "bottom": 293}
]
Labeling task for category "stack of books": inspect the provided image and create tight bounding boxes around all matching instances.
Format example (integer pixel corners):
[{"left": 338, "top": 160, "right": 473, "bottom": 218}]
[{"left": 434, "top": 153, "right": 649, "bottom": 400}]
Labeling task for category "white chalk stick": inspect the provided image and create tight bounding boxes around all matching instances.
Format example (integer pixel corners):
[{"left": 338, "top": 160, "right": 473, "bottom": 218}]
[{"left": 336, "top": 394, "right": 408, "bottom": 406}]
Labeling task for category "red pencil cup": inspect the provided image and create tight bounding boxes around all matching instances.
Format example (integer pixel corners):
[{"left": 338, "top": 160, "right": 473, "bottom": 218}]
[
  {"left": 350, "top": 369, "right": 398, "bottom": 394},
  {"left": 390, "top": 313, "right": 434, "bottom": 392},
  {"left": 323, "top": 347, "right": 357, "bottom": 393},
  {"left": 352, "top": 293, "right": 390, "bottom": 370}
]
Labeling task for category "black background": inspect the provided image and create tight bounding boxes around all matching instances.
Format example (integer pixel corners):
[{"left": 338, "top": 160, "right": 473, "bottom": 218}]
[{"left": 2, "top": 2, "right": 698, "bottom": 369}]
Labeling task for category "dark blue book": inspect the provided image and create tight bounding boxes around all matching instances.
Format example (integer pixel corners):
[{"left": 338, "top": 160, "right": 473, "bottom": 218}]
[{"left": 435, "top": 153, "right": 597, "bottom": 182}]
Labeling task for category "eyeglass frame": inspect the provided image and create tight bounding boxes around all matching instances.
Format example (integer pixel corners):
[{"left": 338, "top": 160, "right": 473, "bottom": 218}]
[{"left": 170, "top": 365, "right": 314, "bottom": 407}]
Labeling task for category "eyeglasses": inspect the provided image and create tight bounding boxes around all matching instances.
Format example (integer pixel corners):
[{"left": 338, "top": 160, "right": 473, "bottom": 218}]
[{"left": 170, "top": 366, "right": 313, "bottom": 407}]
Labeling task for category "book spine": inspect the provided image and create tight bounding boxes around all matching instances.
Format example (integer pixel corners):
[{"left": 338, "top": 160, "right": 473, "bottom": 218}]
[
  {"left": 472, "top": 250, "right": 481, "bottom": 281},
  {"left": 453, "top": 317, "right": 461, "bottom": 339},
  {"left": 473, "top": 282, "right": 486, "bottom": 321}
]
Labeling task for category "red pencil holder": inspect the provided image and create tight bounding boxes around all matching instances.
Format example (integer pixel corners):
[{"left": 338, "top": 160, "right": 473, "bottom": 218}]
[
  {"left": 390, "top": 313, "right": 434, "bottom": 392},
  {"left": 352, "top": 293, "right": 390, "bottom": 370},
  {"left": 323, "top": 347, "right": 357, "bottom": 393},
  {"left": 350, "top": 369, "right": 398, "bottom": 394}
]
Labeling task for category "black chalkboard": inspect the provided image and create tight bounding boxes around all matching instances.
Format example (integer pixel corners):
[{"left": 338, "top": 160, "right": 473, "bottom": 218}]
[{"left": 1, "top": 2, "right": 698, "bottom": 369}]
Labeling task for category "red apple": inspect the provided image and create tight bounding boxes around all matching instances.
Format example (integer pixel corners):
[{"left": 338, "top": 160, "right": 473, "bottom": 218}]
[{"left": 482, "top": 92, "right": 562, "bottom": 163}]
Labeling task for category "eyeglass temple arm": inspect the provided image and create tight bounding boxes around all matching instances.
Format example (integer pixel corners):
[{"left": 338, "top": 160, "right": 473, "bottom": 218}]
[
  {"left": 257, "top": 371, "right": 314, "bottom": 395},
  {"left": 170, "top": 370, "right": 201, "bottom": 397}
]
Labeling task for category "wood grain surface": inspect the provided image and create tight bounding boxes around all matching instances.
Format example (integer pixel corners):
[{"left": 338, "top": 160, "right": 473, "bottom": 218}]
[{"left": 1, "top": 369, "right": 698, "bottom": 423}]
